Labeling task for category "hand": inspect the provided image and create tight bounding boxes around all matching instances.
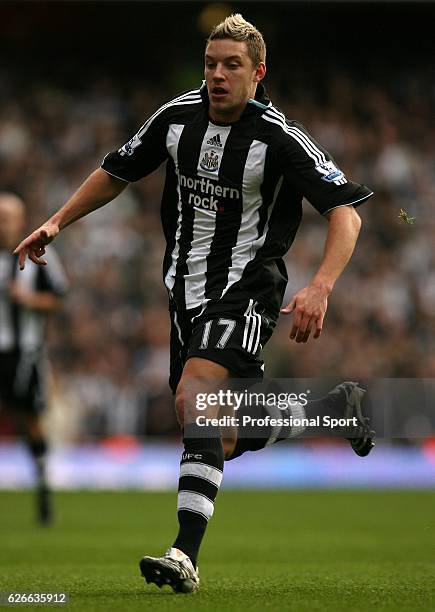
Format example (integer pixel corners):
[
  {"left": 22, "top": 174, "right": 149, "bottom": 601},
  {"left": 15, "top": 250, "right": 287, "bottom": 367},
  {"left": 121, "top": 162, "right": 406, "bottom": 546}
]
[
  {"left": 9, "top": 281, "right": 34, "bottom": 307},
  {"left": 13, "top": 222, "right": 59, "bottom": 270},
  {"left": 280, "top": 282, "right": 330, "bottom": 343}
]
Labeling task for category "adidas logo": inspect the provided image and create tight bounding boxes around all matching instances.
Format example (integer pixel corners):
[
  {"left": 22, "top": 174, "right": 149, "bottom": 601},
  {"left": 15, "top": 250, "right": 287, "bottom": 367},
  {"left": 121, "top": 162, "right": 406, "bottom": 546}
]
[{"left": 206, "top": 134, "right": 222, "bottom": 147}]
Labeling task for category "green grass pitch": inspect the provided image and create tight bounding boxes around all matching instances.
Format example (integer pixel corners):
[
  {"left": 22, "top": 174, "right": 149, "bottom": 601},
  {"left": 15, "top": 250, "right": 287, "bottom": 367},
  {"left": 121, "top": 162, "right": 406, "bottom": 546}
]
[{"left": 1, "top": 490, "right": 434, "bottom": 611}]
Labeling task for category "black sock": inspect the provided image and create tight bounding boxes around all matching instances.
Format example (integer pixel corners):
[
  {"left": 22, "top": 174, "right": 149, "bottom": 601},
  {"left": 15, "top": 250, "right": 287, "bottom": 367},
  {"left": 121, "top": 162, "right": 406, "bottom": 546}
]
[
  {"left": 304, "top": 395, "right": 339, "bottom": 420},
  {"left": 227, "top": 392, "right": 342, "bottom": 461},
  {"left": 27, "top": 438, "right": 48, "bottom": 485},
  {"left": 226, "top": 401, "right": 274, "bottom": 460},
  {"left": 173, "top": 425, "right": 223, "bottom": 567}
]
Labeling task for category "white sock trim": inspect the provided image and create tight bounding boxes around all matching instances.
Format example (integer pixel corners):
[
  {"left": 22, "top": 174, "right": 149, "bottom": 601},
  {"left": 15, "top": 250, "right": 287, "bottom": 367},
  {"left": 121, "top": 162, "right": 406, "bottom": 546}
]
[
  {"left": 287, "top": 401, "right": 307, "bottom": 438},
  {"left": 180, "top": 462, "right": 223, "bottom": 487},
  {"left": 177, "top": 490, "right": 214, "bottom": 520}
]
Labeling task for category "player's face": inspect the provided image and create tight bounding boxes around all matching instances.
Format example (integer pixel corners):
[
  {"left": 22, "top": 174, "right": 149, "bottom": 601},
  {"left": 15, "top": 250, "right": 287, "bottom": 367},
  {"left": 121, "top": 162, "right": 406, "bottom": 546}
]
[
  {"left": 0, "top": 202, "right": 25, "bottom": 249},
  {"left": 205, "top": 39, "right": 266, "bottom": 124}
]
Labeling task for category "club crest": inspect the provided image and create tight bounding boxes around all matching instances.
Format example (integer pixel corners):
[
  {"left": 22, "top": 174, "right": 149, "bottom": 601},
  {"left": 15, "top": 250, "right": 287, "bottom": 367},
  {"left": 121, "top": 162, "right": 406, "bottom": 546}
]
[{"left": 200, "top": 150, "right": 220, "bottom": 173}]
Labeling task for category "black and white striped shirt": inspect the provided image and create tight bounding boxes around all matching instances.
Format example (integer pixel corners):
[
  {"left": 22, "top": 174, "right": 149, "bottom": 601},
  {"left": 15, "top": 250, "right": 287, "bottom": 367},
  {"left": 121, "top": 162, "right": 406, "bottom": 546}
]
[
  {"left": 0, "top": 248, "right": 68, "bottom": 353},
  {"left": 102, "top": 83, "right": 373, "bottom": 316}
]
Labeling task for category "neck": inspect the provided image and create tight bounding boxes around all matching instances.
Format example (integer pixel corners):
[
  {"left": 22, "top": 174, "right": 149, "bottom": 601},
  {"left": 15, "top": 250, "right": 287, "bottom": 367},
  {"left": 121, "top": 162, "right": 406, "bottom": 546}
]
[
  {"left": 209, "top": 105, "right": 246, "bottom": 125},
  {"left": 209, "top": 86, "right": 257, "bottom": 125}
]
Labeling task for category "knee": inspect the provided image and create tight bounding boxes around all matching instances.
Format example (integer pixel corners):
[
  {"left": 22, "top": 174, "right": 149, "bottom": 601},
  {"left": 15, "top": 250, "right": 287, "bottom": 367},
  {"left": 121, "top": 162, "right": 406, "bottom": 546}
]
[
  {"left": 174, "top": 379, "right": 202, "bottom": 427},
  {"left": 175, "top": 384, "right": 185, "bottom": 427},
  {"left": 175, "top": 358, "right": 229, "bottom": 426}
]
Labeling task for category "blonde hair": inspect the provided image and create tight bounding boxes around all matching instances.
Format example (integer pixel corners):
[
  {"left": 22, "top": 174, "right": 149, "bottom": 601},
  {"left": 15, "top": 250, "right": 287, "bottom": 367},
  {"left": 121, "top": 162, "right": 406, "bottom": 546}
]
[{"left": 207, "top": 13, "right": 266, "bottom": 68}]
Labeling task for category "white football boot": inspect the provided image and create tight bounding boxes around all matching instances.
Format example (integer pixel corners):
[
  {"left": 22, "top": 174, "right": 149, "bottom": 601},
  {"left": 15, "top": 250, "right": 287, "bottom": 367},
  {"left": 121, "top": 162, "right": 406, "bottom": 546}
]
[{"left": 140, "top": 547, "right": 199, "bottom": 593}]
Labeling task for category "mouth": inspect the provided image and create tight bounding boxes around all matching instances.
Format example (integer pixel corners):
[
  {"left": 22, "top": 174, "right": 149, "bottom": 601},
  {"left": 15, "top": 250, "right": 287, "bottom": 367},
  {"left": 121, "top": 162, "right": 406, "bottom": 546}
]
[{"left": 211, "top": 86, "right": 228, "bottom": 99}]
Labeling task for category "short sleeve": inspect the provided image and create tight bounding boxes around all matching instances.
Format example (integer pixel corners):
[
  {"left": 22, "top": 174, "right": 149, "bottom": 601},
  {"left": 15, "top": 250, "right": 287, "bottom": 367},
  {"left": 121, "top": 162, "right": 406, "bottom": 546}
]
[
  {"left": 279, "top": 121, "right": 373, "bottom": 215},
  {"left": 35, "top": 248, "right": 69, "bottom": 296},
  {"left": 101, "top": 105, "right": 170, "bottom": 182}
]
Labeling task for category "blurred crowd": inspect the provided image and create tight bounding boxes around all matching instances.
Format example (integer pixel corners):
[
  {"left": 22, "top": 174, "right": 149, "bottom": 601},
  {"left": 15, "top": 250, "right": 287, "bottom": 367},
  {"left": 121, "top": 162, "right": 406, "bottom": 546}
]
[{"left": 0, "top": 61, "right": 434, "bottom": 441}]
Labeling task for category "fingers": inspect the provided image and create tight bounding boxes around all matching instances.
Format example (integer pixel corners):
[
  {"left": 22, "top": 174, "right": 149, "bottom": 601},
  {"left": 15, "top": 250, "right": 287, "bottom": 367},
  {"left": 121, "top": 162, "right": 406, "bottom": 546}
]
[
  {"left": 289, "top": 310, "right": 324, "bottom": 343},
  {"left": 284, "top": 287, "right": 327, "bottom": 343},
  {"left": 294, "top": 315, "right": 324, "bottom": 342},
  {"left": 28, "top": 251, "right": 47, "bottom": 266},
  {"left": 13, "top": 240, "right": 24, "bottom": 256},
  {"left": 14, "top": 231, "right": 50, "bottom": 270},
  {"left": 35, "top": 245, "right": 46, "bottom": 258},
  {"left": 17, "top": 246, "right": 28, "bottom": 270},
  {"left": 289, "top": 316, "right": 301, "bottom": 340},
  {"left": 16, "top": 243, "right": 47, "bottom": 270},
  {"left": 300, "top": 321, "right": 313, "bottom": 343},
  {"left": 14, "top": 236, "right": 32, "bottom": 270},
  {"left": 18, "top": 248, "right": 46, "bottom": 270},
  {"left": 280, "top": 298, "right": 296, "bottom": 315},
  {"left": 313, "top": 313, "right": 324, "bottom": 339},
  {"left": 291, "top": 313, "right": 312, "bottom": 343},
  {"left": 289, "top": 303, "right": 302, "bottom": 340}
]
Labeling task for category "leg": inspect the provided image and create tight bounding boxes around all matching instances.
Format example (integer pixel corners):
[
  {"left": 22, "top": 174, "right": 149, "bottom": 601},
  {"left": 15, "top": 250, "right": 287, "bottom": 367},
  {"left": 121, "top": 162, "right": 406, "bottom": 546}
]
[
  {"left": 172, "top": 357, "right": 229, "bottom": 565},
  {"left": 22, "top": 353, "right": 52, "bottom": 524},
  {"left": 24, "top": 411, "right": 52, "bottom": 525},
  {"left": 141, "top": 357, "right": 228, "bottom": 593},
  {"left": 4, "top": 350, "right": 53, "bottom": 524},
  {"left": 227, "top": 381, "right": 375, "bottom": 460},
  {"left": 141, "top": 300, "right": 273, "bottom": 592}
]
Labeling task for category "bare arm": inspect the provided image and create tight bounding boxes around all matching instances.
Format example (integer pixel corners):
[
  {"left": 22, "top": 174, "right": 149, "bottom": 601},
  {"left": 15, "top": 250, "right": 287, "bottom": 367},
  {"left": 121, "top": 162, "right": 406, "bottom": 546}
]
[
  {"left": 13, "top": 168, "right": 127, "bottom": 269},
  {"left": 281, "top": 205, "right": 362, "bottom": 342},
  {"left": 9, "top": 283, "right": 62, "bottom": 313}
]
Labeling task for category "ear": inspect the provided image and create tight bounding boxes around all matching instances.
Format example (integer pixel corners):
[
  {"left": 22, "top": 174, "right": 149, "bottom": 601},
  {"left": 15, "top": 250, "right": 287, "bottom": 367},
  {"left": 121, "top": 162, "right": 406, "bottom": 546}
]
[{"left": 253, "top": 62, "right": 266, "bottom": 83}]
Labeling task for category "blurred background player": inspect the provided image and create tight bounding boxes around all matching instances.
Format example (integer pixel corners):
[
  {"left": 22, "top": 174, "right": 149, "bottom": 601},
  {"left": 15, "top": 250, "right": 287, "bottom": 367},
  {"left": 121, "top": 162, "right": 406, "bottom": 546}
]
[{"left": 0, "top": 193, "right": 68, "bottom": 524}]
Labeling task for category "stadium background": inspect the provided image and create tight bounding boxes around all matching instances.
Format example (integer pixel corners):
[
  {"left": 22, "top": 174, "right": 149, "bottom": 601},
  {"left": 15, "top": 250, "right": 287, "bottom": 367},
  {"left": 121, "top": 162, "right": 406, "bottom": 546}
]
[{"left": 1, "top": 0, "right": 434, "bottom": 486}]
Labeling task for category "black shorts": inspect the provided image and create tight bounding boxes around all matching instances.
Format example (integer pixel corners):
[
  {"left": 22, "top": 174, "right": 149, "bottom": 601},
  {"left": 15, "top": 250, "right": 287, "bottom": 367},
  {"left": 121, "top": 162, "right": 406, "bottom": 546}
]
[
  {"left": 169, "top": 298, "right": 277, "bottom": 393},
  {"left": 0, "top": 350, "right": 47, "bottom": 414}
]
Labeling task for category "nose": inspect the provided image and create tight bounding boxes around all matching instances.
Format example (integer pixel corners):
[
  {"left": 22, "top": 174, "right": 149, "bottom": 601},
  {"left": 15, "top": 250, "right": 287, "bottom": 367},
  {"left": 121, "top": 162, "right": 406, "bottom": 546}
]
[{"left": 213, "top": 62, "right": 225, "bottom": 81}]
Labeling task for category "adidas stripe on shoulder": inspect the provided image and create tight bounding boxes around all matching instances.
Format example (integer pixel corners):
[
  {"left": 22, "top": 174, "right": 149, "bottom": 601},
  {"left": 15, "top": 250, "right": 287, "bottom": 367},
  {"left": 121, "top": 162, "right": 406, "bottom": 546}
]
[
  {"left": 262, "top": 106, "right": 327, "bottom": 164},
  {"left": 261, "top": 106, "right": 347, "bottom": 185},
  {"left": 118, "top": 89, "right": 202, "bottom": 157},
  {"left": 137, "top": 89, "right": 202, "bottom": 139}
]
